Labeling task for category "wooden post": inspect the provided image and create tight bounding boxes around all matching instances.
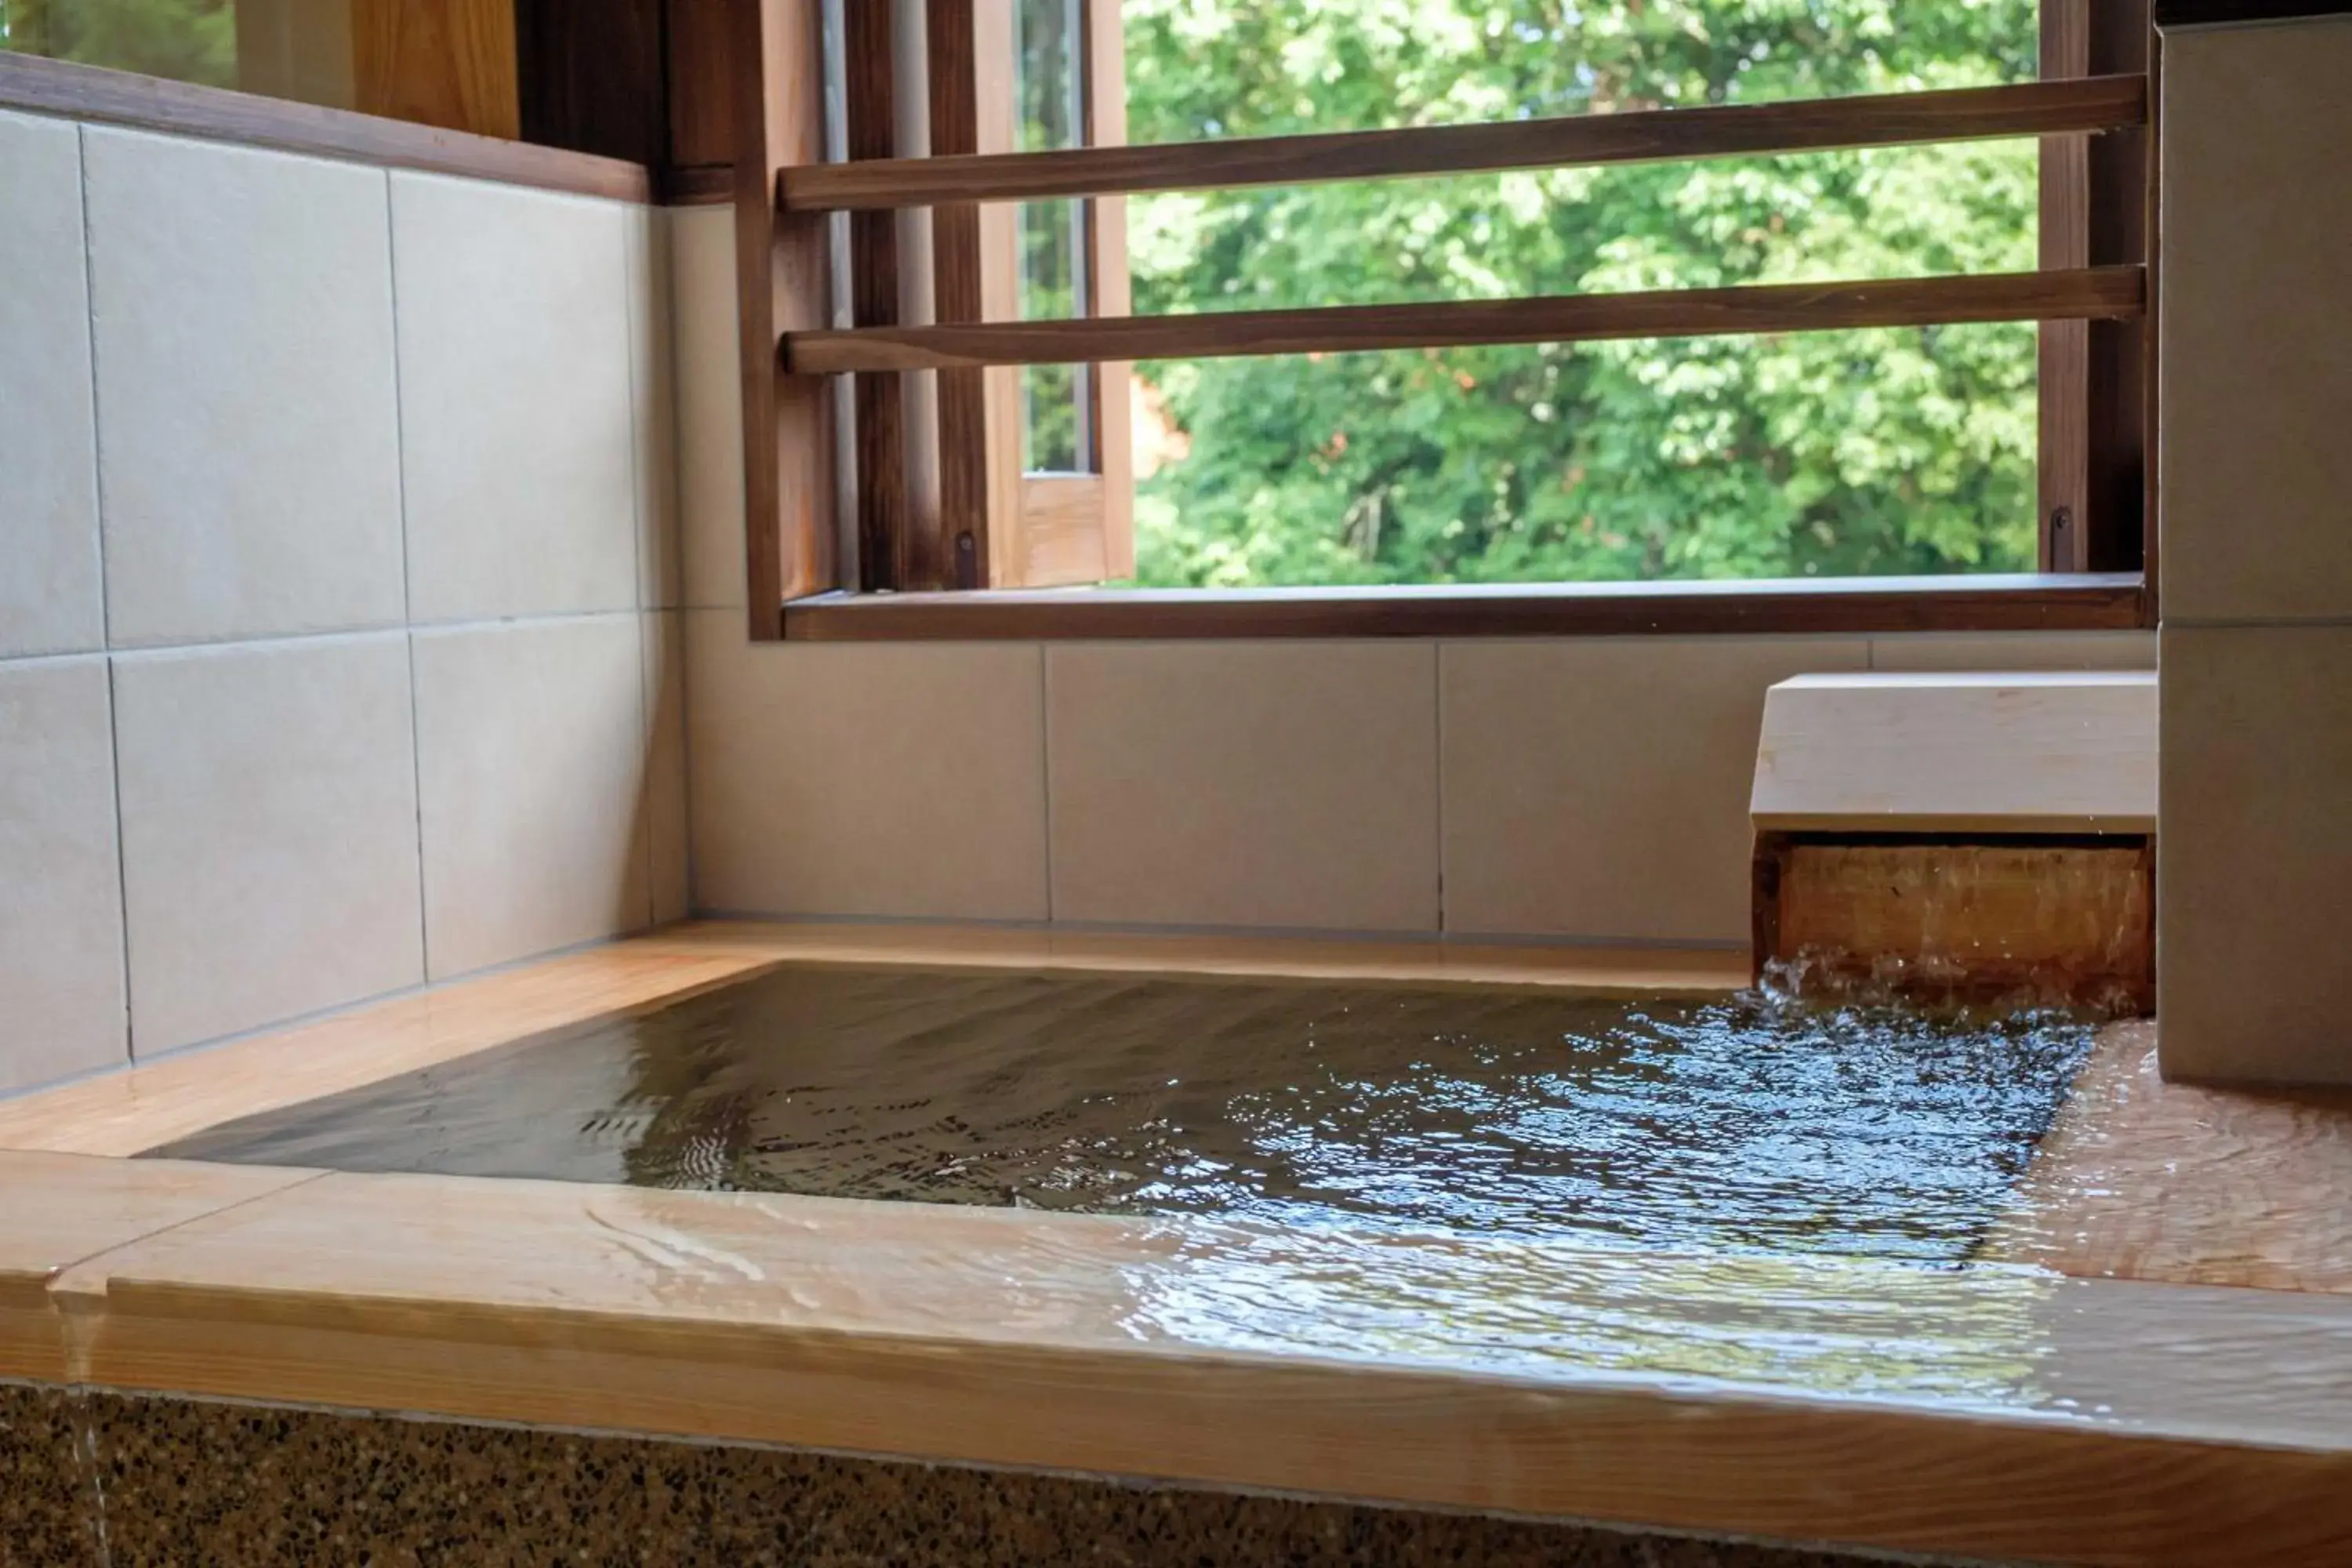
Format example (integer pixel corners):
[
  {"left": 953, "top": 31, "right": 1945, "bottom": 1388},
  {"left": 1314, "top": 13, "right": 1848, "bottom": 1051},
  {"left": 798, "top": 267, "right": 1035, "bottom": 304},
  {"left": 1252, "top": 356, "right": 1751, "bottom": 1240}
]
[{"left": 733, "top": 0, "right": 835, "bottom": 637}]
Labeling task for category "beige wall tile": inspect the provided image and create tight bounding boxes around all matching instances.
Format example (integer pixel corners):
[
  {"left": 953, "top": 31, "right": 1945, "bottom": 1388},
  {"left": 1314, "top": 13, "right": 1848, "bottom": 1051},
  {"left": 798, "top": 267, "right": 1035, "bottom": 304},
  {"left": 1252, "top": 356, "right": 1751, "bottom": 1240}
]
[
  {"left": 412, "top": 616, "right": 651, "bottom": 979},
  {"left": 1871, "top": 632, "right": 2156, "bottom": 672},
  {"left": 1443, "top": 637, "right": 1868, "bottom": 944},
  {"left": 628, "top": 207, "right": 681, "bottom": 610},
  {"left": 670, "top": 205, "right": 747, "bottom": 611},
  {"left": 114, "top": 635, "right": 423, "bottom": 1054},
  {"left": 85, "top": 129, "right": 405, "bottom": 647},
  {"left": 2161, "top": 18, "right": 2352, "bottom": 625},
  {"left": 0, "top": 659, "right": 126, "bottom": 1092},
  {"left": 2159, "top": 624, "right": 2352, "bottom": 1087},
  {"left": 685, "top": 614, "right": 1048, "bottom": 920},
  {"left": 0, "top": 112, "right": 103, "bottom": 659},
  {"left": 393, "top": 174, "right": 639, "bottom": 622},
  {"left": 642, "top": 611, "right": 690, "bottom": 925},
  {"left": 1047, "top": 643, "right": 1440, "bottom": 932}
]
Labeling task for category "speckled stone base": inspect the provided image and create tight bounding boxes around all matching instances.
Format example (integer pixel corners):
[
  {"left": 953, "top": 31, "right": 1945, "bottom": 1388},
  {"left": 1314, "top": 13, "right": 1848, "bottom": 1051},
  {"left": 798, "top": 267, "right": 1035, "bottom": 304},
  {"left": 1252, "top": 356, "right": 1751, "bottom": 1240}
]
[
  {"left": 0, "top": 1385, "right": 1994, "bottom": 1567},
  {"left": 0, "top": 1382, "right": 100, "bottom": 1568}
]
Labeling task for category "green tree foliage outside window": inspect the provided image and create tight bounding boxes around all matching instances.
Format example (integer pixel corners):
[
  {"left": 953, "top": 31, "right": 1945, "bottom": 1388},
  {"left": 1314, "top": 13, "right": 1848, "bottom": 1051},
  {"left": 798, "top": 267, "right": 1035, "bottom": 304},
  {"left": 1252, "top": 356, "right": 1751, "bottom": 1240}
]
[
  {"left": 1, "top": 0, "right": 237, "bottom": 89},
  {"left": 1123, "top": 0, "right": 2041, "bottom": 586}
]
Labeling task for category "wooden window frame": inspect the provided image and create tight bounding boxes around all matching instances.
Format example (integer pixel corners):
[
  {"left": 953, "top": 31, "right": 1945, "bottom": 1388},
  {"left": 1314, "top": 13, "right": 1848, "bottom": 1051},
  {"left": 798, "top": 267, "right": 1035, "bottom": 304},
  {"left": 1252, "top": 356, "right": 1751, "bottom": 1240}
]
[{"left": 736, "top": 0, "right": 2162, "bottom": 641}]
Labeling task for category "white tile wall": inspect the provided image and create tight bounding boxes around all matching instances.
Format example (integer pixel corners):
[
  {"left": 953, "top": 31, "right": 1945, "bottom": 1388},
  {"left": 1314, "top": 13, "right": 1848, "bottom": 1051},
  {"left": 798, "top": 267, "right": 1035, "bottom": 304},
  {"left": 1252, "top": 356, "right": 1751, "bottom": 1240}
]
[
  {"left": 628, "top": 207, "right": 682, "bottom": 610},
  {"left": 114, "top": 635, "right": 426, "bottom": 1054},
  {"left": 0, "top": 109, "right": 684, "bottom": 1097},
  {"left": 0, "top": 659, "right": 126, "bottom": 1091},
  {"left": 85, "top": 129, "right": 406, "bottom": 647},
  {"left": 1870, "top": 631, "right": 2157, "bottom": 672},
  {"left": 670, "top": 205, "right": 748, "bottom": 612},
  {"left": 2160, "top": 624, "right": 2352, "bottom": 1085},
  {"left": 392, "top": 173, "right": 641, "bottom": 622},
  {"left": 2161, "top": 16, "right": 2352, "bottom": 626},
  {"left": 2158, "top": 17, "right": 2352, "bottom": 1087},
  {"left": 412, "top": 616, "right": 651, "bottom": 978},
  {"left": 685, "top": 615, "right": 1050, "bottom": 921},
  {"left": 1046, "top": 642, "right": 1441, "bottom": 933},
  {"left": 641, "top": 610, "right": 690, "bottom": 925},
  {"left": 0, "top": 111, "right": 104, "bottom": 659},
  {"left": 1443, "top": 637, "right": 1868, "bottom": 944}
]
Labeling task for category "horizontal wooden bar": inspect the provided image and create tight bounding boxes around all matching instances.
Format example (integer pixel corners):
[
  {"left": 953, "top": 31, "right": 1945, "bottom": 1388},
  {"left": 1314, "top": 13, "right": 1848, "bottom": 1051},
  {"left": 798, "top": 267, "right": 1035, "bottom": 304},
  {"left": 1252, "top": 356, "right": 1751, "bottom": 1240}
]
[
  {"left": 781, "top": 75, "right": 2147, "bottom": 212},
  {"left": 782, "top": 574, "right": 2148, "bottom": 641},
  {"left": 785, "top": 267, "right": 2145, "bottom": 375},
  {"left": 0, "top": 49, "right": 651, "bottom": 202}
]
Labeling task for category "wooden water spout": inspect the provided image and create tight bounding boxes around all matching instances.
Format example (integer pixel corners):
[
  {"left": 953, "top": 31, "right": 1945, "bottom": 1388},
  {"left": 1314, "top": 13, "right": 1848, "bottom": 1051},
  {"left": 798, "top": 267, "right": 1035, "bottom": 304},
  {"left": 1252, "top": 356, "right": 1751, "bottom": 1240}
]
[{"left": 1750, "top": 673, "right": 2157, "bottom": 1012}]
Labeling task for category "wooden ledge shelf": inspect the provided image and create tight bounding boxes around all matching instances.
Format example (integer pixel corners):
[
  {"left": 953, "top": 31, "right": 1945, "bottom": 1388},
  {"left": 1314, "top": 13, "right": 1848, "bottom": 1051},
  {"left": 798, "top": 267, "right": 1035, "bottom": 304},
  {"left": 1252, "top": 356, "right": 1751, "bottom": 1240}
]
[
  {"left": 781, "top": 75, "right": 2147, "bottom": 212},
  {"left": 781, "top": 573, "right": 2150, "bottom": 641},
  {"left": 784, "top": 266, "right": 2146, "bottom": 376}
]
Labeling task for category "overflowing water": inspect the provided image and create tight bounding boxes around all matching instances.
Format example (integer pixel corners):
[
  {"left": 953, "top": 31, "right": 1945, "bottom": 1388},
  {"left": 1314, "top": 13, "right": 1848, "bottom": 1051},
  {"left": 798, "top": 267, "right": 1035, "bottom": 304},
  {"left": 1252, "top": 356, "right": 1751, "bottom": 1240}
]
[{"left": 154, "top": 965, "right": 2097, "bottom": 1262}]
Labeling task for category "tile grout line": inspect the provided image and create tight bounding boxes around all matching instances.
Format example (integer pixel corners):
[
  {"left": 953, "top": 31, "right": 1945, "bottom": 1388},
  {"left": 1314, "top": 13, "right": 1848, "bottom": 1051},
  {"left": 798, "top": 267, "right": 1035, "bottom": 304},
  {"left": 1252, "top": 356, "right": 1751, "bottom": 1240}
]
[
  {"left": 78, "top": 124, "right": 139, "bottom": 1071},
  {"left": 383, "top": 169, "right": 434, "bottom": 985},
  {"left": 623, "top": 209, "right": 659, "bottom": 933},
  {"left": 1038, "top": 646, "right": 1057, "bottom": 924}
]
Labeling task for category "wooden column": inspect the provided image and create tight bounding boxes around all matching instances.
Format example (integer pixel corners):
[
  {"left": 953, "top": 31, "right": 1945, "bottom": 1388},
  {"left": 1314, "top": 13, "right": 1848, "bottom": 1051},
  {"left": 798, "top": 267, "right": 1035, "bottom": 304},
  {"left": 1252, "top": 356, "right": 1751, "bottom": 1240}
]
[{"left": 734, "top": 0, "right": 836, "bottom": 637}]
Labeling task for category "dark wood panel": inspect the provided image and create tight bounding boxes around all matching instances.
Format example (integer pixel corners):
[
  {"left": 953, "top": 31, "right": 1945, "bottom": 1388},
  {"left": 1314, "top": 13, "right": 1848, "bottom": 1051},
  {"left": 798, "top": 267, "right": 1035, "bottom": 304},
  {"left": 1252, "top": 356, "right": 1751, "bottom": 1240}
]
[
  {"left": 782, "top": 574, "right": 2148, "bottom": 641},
  {"left": 843, "top": 0, "right": 906, "bottom": 594},
  {"left": 666, "top": 164, "right": 735, "bottom": 203},
  {"left": 513, "top": 0, "right": 664, "bottom": 168},
  {"left": 927, "top": 0, "right": 991, "bottom": 591},
  {"left": 666, "top": 0, "right": 735, "bottom": 171},
  {"left": 0, "top": 48, "right": 649, "bottom": 201},
  {"left": 781, "top": 75, "right": 2146, "bottom": 211},
  {"left": 2154, "top": 0, "right": 2352, "bottom": 21},
  {"left": 2085, "top": 0, "right": 2154, "bottom": 579},
  {"left": 2038, "top": 0, "right": 2092, "bottom": 572},
  {"left": 787, "top": 267, "right": 2146, "bottom": 375},
  {"left": 735, "top": 0, "right": 836, "bottom": 639}
]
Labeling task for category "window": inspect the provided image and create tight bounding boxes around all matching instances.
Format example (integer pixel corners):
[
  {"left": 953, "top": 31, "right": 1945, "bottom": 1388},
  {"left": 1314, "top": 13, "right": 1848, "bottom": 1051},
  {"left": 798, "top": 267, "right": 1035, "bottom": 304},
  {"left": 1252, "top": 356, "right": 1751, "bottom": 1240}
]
[{"left": 737, "top": 0, "right": 2154, "bottom": 637}]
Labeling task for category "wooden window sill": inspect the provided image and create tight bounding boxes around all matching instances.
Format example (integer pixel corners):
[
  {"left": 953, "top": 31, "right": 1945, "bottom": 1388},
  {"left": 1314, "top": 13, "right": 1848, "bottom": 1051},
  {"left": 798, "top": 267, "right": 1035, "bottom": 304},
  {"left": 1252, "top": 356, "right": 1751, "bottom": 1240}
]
[{"left": 780, "top": 573, "right": 2149, "bottom": 641}]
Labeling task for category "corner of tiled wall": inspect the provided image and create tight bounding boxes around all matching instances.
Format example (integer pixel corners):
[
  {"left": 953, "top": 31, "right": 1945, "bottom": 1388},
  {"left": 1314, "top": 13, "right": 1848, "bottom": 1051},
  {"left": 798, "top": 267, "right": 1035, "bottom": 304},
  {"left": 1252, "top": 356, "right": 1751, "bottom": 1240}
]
[{"left": 0, "top": 108, "right": 688, "bottom": 1094}]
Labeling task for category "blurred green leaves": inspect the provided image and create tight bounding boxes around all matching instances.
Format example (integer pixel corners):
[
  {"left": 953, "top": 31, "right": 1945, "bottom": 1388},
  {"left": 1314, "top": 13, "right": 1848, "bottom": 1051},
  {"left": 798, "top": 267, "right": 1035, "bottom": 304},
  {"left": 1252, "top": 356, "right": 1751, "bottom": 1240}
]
[{"left": 1123, "top": 0, "right": 2041, "bottom": 586}]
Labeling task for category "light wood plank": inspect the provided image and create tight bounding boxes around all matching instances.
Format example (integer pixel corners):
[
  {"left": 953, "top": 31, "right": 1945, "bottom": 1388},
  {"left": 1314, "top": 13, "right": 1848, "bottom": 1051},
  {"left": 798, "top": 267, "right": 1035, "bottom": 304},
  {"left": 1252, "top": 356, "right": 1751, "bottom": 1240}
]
[
  {"left": 785, "top": 267, "right": 2147, "bottom": 375},
  {"left": 17, "top": 1156, "right": 2352, "bottom": 1566},
  {"left": 781, "top": 75, "right": 2148, "bottom": 211},
  {"left": 1760, "top": 837, "right": 2153, "bottom": 1010},
  {"left": 1751, "top": 670, "right": 2158, "bottom": 834},
  {"left": 0, "top": 1153, "right": 318, "bottom": 1381},
  {"left": 1989, "top": 1022, "right": 2352, "bottom": 1294}
]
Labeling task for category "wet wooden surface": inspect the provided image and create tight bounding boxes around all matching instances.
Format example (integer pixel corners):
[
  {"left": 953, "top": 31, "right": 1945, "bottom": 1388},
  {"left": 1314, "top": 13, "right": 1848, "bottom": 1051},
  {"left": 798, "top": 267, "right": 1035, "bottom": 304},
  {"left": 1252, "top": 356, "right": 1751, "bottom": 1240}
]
[
  {"left": 1988, "top": 1022, "right": 2352, "bottom": 1294},
  {"left": 3, "top": 1151, "right": 2350, "bottom": 1566}
]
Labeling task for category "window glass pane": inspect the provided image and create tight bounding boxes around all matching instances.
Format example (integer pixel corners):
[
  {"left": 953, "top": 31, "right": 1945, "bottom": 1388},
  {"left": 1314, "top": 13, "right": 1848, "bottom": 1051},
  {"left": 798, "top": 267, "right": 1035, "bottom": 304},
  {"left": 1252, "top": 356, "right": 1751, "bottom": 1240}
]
[
  {"left": 2, "top": 0, "right": 237, "bottom": 87},
  {"left": 1018, "top": 0, "right": 1094, "bottom": 474},
  {"left": 1, "top": 0, "right": 514, "bottom": 141},
  {"left": 1122, "top": 0, "right": 2048, "bottom": 586}
]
